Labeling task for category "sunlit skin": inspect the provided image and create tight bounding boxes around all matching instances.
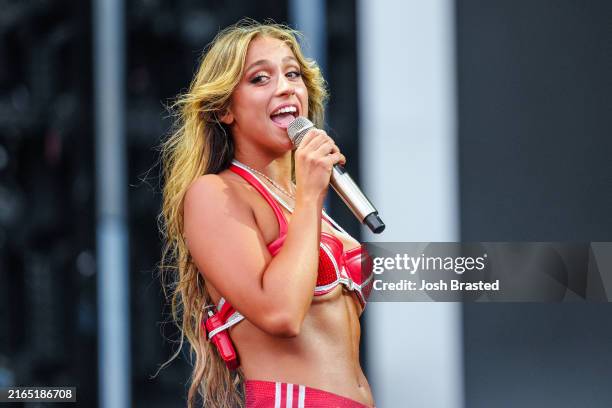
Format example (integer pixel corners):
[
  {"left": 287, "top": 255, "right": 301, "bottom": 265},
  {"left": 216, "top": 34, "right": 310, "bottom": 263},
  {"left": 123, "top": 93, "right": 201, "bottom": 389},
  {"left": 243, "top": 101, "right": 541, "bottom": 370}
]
[{"left": 184, "top": 36, "right": 375, "bottom": 406}]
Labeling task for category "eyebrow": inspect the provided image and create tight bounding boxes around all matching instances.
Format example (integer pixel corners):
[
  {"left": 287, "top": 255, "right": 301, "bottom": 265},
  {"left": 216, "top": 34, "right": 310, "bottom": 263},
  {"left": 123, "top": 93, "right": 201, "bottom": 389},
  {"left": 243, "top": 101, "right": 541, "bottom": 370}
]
[{"left": 245, "top": 56, "right": 299, "bottom": 73}]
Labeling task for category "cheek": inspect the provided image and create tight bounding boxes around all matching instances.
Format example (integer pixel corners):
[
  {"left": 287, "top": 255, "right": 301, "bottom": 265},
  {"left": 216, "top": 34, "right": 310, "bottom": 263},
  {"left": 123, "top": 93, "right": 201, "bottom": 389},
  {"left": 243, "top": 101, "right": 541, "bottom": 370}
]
[
  {"left": 232, "top": 90, "right": 267, "bottom": 122},
  {"left": 297, "top": 87, "right": 309, "bottom": 115}
]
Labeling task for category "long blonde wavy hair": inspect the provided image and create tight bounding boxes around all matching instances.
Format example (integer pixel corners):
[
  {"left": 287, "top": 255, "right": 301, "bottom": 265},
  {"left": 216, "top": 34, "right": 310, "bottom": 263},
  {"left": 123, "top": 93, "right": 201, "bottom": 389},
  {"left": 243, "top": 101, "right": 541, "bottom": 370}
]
[{"left": 158, "top": 19, "right": 328, "bottom": 408}]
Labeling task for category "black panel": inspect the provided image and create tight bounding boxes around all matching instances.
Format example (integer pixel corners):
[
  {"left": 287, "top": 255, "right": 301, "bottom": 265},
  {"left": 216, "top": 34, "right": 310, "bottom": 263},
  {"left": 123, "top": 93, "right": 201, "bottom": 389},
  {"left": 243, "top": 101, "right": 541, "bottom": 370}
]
[{"left": 457, "top": 1, "right": 612, "bottom": 407}]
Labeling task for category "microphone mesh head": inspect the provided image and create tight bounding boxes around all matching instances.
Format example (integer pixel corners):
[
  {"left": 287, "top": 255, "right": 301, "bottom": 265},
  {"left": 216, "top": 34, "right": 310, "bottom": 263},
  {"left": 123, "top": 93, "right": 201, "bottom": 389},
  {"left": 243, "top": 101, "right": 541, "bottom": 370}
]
[{"left": 287, "top": 116, "right": 314, "bottom": 148}]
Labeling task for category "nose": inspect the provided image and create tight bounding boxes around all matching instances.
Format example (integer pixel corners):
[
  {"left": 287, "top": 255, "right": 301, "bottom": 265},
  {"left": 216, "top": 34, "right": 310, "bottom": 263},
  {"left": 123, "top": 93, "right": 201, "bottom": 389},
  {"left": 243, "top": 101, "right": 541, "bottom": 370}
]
[{"left": 276, "top": 74, "right": 295, "bottom": 96}]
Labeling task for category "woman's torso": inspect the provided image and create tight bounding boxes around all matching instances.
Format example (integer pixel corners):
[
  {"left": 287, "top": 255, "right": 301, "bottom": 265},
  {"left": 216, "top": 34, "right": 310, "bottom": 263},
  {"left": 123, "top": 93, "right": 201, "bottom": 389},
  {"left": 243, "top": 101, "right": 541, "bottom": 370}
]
[{"left": 204, "top": 169, "right": 374, "bottom": 406}]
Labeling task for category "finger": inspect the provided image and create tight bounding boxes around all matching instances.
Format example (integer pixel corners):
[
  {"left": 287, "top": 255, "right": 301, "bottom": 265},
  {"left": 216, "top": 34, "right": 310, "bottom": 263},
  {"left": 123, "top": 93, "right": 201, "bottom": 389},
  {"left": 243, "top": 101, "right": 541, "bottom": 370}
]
[
  {"left": 320, "top": 139, "right": 339, "bottom": 154},
  {"left": 296, "top": 129, "right": 325, "bottom": 150},
  {"left": 297, "top": 129, "right": 335, "bottom": 152},
  {"left": 324, "top": 152, "right": 344, "bottom": 169},
  {"left": 314, "top": 140, "right": 336, "bottom": 156},
  {"left": 307, "top": 133, "right": 334, "bottom": 153}
]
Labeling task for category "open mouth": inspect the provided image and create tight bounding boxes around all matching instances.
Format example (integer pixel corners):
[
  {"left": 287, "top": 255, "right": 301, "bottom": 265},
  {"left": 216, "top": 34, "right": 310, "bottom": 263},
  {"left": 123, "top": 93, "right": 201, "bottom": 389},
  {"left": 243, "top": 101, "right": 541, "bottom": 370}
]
[{"left": 270, "top": 105, "right": 298, "bottom": 128}]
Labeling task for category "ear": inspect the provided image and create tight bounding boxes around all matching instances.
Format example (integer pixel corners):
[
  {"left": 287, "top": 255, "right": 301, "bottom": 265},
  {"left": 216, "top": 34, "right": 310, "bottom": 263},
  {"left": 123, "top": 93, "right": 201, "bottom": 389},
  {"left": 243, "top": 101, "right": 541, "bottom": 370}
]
[{"left": 218, "top": 109, "right": 234, "bottom": 125}]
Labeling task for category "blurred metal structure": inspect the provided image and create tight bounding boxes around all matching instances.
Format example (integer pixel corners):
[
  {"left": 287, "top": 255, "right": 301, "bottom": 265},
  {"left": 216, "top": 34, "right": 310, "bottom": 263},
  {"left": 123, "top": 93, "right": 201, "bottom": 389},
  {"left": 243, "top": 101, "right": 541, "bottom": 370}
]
[{"left": 93, "top": 0, "right": 130, "bottom": 408}]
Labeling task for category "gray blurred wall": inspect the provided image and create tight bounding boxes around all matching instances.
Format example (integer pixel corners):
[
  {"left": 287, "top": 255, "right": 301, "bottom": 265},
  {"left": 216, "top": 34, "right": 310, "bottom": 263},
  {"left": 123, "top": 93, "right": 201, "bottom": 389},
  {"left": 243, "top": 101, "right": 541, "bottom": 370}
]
[{"left": 458, "top": 1, "right": 612, "bottom": 407}]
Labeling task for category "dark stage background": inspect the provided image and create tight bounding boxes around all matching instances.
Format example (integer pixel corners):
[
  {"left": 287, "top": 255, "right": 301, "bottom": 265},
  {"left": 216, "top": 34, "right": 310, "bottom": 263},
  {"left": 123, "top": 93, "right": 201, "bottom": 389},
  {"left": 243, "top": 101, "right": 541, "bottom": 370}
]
[{"left": 1, "top": 0, "right": 611, "bottom": 407}]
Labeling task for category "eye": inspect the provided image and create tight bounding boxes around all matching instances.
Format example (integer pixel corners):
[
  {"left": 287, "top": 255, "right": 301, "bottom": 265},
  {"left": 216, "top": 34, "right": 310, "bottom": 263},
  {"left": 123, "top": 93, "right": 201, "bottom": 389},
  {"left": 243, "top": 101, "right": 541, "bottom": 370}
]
[
  {"left": 250, "top": 73, "right": 270, "bottom": 84},
  {"left": 286, "top": 70, "right": 302, "bottom": 79}
]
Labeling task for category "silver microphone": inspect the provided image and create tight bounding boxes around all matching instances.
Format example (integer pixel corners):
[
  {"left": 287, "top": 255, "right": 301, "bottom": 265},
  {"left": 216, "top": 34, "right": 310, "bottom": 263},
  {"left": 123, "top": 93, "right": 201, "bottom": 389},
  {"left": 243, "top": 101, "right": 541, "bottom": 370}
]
[{"left": 287, "top": 117, "right": 385, "bottom": 234}]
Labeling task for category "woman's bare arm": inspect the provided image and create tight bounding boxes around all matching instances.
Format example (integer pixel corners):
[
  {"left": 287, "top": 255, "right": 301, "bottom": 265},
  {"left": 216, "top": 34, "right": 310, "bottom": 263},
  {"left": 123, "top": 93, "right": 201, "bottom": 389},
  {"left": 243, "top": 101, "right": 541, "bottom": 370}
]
[{"left": 183, "top": 173, "right": 321, "bottom": 337}]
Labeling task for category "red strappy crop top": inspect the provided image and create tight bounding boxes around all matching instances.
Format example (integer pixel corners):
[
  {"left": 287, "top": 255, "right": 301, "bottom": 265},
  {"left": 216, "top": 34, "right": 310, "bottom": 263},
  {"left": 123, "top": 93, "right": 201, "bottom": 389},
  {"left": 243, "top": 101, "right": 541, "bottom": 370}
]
[{"left": 204, "top": 163, "right": 373, "bottom": 348}]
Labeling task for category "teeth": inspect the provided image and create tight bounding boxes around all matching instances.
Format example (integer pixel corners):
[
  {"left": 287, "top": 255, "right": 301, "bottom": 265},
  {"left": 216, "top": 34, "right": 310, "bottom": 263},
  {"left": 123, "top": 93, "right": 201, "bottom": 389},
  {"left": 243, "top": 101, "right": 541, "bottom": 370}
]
[{"left": 272, "top": 106, "right": 297, "bottom": 115}]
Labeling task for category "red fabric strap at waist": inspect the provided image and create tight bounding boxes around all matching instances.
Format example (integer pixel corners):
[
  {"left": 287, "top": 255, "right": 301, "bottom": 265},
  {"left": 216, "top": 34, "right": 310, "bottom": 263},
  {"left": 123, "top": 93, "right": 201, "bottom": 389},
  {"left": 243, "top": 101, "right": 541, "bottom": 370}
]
[{"left": 245, "top": 380, "right": 374, "bottom": 408}]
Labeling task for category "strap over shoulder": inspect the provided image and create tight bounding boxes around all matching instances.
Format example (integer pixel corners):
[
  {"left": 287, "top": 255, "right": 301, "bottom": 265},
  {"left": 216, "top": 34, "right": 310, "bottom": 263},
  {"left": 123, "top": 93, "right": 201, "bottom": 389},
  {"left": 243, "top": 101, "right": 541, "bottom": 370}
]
[{"left": 229, "top": 163, "right": 289, "bottom": 237}]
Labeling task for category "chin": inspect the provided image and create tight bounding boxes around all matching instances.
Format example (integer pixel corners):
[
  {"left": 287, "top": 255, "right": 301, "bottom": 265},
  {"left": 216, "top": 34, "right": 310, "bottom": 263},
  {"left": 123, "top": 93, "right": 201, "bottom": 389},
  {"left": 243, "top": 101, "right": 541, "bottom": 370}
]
[
  {"left": 278, "top": 140, "right": 294, "bottom": 153},
  {"left": 272, "top": 137, "right": 294, "bottom": 154}
]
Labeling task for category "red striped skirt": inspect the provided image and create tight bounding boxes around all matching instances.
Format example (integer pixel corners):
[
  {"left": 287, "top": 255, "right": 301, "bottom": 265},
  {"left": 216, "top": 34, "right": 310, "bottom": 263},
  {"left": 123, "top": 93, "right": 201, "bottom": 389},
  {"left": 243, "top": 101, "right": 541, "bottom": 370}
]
[{"left": 245, "top": 380, "right": 373, "bottom": 408}]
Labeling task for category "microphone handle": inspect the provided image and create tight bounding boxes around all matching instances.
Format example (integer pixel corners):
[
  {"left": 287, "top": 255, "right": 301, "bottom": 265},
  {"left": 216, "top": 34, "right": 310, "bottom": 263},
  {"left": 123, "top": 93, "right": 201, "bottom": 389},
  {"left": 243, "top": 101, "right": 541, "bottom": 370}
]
[{"left": 329, "top": 164, "right": 385, "bottom": 234}]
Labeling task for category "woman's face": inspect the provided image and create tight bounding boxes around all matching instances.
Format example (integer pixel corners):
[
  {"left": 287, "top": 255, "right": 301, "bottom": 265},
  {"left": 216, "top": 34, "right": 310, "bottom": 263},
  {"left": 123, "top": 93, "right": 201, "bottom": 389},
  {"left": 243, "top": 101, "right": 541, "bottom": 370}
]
[{"left": 222, "top": 36, "right": 309, "bottom": 154}]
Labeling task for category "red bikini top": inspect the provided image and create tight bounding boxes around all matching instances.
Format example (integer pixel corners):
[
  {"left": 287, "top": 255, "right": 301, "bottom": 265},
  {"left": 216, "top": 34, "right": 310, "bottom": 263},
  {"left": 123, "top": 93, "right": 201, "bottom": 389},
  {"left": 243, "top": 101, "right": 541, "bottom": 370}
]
[{"left": 205, "top": 162, "right": 373, "bottom": 342}]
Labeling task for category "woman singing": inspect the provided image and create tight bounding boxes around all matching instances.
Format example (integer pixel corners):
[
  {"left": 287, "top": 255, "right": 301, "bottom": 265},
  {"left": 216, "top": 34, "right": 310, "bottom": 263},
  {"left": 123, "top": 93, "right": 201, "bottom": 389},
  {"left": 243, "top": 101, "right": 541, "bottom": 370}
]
[{"left": 159, "top": 19, "right": 375, "bottom": 408}]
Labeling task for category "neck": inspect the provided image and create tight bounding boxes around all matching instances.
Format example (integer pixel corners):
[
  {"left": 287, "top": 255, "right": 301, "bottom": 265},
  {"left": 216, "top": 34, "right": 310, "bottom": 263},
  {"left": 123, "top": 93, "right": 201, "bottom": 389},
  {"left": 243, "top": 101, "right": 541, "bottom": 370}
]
[{"left": 233, "top": 152, "right": 293, "bottom": 193}]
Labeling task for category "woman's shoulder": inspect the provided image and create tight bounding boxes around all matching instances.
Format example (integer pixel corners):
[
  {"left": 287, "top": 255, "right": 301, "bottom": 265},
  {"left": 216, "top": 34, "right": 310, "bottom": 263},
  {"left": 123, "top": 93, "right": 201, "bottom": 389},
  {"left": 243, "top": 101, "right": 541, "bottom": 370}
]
[{"left": 184, "top": 170, "right": 251, "bottom": 215}]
